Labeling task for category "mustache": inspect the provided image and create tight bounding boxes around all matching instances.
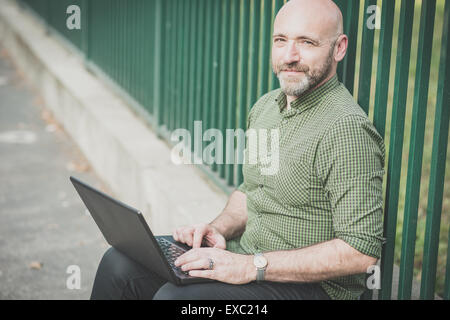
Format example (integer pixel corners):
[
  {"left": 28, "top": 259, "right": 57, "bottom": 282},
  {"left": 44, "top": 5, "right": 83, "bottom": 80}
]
[{"left": 277, "top": 63, "right": 310, "bottom": 73}]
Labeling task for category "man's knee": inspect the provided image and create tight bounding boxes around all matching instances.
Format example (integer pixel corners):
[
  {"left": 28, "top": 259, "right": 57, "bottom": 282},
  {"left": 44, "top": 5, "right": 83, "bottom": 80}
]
[
  {"left": 94, "top": 247, "right": 141, "bottom": 289},
  {"left": 153, "top": 283, "right": 189, "bottom": 300},
  {"left": 153, "top": 282, "right": 214, "bottom": 300},
  {"left": 98, "top": 247, "right": 130, "bottom": 276}
]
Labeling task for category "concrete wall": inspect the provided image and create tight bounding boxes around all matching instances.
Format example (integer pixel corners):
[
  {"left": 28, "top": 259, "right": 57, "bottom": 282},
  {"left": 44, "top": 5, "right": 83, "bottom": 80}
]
[{"left": 0, "top": 0, "right": 228, "bottom": 235}]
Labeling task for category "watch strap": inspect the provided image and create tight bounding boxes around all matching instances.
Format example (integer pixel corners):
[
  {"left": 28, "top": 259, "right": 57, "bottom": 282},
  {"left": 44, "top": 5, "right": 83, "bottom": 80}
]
[
  {"left": 254, "top": 253, "right": 266, "bottom": 282},
  {"left": 256, "top": 268, "right": 265, "bottom": 281}
]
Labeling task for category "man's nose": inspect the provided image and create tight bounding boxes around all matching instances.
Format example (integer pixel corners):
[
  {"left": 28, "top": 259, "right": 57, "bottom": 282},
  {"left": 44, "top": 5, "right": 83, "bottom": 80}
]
[{"left": 283, "top": 40, "right": 301, "bottom": 65}]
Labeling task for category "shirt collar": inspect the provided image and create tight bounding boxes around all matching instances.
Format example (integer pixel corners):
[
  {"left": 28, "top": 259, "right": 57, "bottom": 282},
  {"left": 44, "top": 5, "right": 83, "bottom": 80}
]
[{"left": 275, "top": 74, "right": 339, "bottom": 113}]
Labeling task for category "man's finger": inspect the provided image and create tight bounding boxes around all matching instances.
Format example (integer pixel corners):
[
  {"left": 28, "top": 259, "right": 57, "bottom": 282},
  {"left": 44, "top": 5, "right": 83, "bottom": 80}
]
[
  {"left": 188, "top": 270, "right": 215, "bottom": 279},
  {"left": 193, "top": 227, "right": 206, "bottom": 248},
  {"left": 173, "top": 229, "right": 179, "bottom": 242},
  {"left": 213, "top": 240, "right": 226, "bottom": 249},
  {"left": 174, "top": 248, "right": 201, "bottom": 266},
  {"left": 179, "top": 227, "right": 194, "bottom": 245},
  {"left": 180, "top": 258, "right": 210, "bottom": 272}
]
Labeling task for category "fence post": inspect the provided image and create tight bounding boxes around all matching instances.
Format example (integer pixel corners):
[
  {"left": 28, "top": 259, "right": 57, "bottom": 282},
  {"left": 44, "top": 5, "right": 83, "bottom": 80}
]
[
  {"left": 357, "top": 0, "right": 377, "bottom": 115},
  {"left": 379, "top": 0, "right": 416, "bottom": 301},
  {"left": 420, "top": 0, "right": 450, "bottom": 300},
  {"left": 153, "top": 0, "right": 163, "bottom": 133},
  {"left": 398, "top": 0, "right": 437, "bottom": 300}
]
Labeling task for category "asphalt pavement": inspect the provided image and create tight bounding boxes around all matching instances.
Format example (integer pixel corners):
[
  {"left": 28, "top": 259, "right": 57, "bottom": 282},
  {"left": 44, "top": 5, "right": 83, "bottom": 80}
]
[{"left": 0, "top": 45, "right": 109, "bottom": 300}]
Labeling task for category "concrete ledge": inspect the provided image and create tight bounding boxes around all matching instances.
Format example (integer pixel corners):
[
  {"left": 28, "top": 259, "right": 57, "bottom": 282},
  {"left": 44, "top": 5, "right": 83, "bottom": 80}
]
[{"left": 0, "top": 0, "right": 228, "bottom": 234}]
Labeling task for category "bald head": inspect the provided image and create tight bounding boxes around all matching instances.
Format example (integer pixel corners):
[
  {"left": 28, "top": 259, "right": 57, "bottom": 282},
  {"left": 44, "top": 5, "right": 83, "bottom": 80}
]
[
  {"left": 274, "top": 0, "right": 343, "bottom": 42},
  {"left": 271, "top": 0, "right": 348, "bottom": 101}
]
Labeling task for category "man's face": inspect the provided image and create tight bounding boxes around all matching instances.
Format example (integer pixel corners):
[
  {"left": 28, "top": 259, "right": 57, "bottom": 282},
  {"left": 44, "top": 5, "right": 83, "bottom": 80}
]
[{"left": 271, "top": 6, "right": 338, "bottom": 97}]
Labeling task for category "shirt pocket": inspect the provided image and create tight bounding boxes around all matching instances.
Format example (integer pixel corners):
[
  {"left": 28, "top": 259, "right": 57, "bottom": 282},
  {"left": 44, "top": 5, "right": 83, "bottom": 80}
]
[{"left": 265, "top": 158, "right": 311, "bottom": 207}]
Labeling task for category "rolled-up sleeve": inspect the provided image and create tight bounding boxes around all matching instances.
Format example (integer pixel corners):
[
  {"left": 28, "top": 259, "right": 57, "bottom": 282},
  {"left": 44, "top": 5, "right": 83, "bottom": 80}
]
[
  {"left": 237, "top": 182, "right": 247, "bottom": 194},
  {"left": 316, "top": 114, "right": 386, "bottom": 259}
]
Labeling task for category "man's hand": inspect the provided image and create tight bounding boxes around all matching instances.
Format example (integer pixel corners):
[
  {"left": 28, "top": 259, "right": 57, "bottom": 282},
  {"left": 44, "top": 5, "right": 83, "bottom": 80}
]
[
  {"left": 174, "top": 247, "right": 256, "bottom": 285},
  {"left": 173, "top": 223, "right": 226, "bottom": 249}
]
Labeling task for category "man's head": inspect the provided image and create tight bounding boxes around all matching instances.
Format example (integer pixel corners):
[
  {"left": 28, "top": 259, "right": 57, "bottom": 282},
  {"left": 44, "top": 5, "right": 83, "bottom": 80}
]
[{"left": 272, "top": 0, "right": 348, "bottom": 98}]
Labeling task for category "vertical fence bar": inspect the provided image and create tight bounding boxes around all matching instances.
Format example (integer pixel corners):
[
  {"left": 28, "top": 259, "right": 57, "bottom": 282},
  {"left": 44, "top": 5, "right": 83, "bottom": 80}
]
[
  {"left": 179, "top": 0, "right": 188, "bottom": 130},
  {"left": 188, "top": 1, "right": 199, "bottom": 149},
  {"left": 398, "top": 0, "right": 436, "bottom": 300},
  {"left": 195, "top": 0, "right": 206, "bottom": 161},
  {"left": 81, "top": 0, "right": 89, "bottom": 60},
  {"left": 357, "top": 0, "right": 377, "bottom": 115},
  {"left": 236, "top": 0, "right": 251, "bottom": 187},
  {"left": 111, "top": 0, "right": 117, "bottom": 82},
  {"left": 258, "top": 0, "right": 272, "bottom": 98},
  {"left": 217, "top": 0, "right": 231, "bottom": 177},
  {"left": 373, "top": 0, "right": 396, "bottom": 140},
  {"left": 334, "top": 0, "right": 348, "bottom": 82},
  {"left": 420, "top": 0, "right": 450, "bottom": 300},
  {"left": 135, "top": 2, "right": 142, "bottom": 105},
  {"left": 370, "top": 0, "right": 395, "bottom": 299},
  {"left": 146, "top": 0, "right": 156, "bottom": 115},
  {"left": 119, "top": 0, "right": 124, "bottom": 85},
  {"left": 202, "top": 0, "right": 213, "bottom": 150},
  {"left": 342, "top": 0, "right": 360, "bottom": 94},
  {"left": 175, "top": 0, "right": 182, "bottom": 131},
  {"left": 210, "top": 0, "right": 222, "bottom": 173},
  {"left": 111, "top": 0, "right": 117, "bottom": 88},
  {"left": 125, "top": 0, "right": 130, "bottom": 92},
  {"left": 130, "top": 2, "right": 137, "bottom": 101},
  {"left": 182, "top": 0, "right": 191, "bottom": 131},
  {"left": 225, "top": 0, "right": 240, "bottom": 186},
  {"left": 183, "top": 0, "right": 189, "bottom": 131},
  {"left": 162, "top": 0, "right": 171, "bottom": 133},
  {"left": 130, "top": 2, "right": 136, "bottom": 97},
  {"left": 139, "top": 0, "right": 145, "bottom": 109},
  {"left": 124, "top": 2, "right": 130, "bottom": 93},
  {"left": 153, "top": 0, "right": 163, "bottom": 130},
  {"left": 171, "top": 0, "right": 179, "bottom": 132},
  {"left": 248, "top": 0, "right": 262, "bottom": 110},
  {"left": 269, "top": 0, "right": 284, "bottom": 91},
  {"left": 379, "top": 0, "right": 416, "bottom": 301}
]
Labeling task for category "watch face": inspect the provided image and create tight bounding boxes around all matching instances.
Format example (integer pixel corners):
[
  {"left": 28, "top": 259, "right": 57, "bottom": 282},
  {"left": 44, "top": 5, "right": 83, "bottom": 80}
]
[{"left": 254, "top": 255, "right": 267, "bottom": 268}]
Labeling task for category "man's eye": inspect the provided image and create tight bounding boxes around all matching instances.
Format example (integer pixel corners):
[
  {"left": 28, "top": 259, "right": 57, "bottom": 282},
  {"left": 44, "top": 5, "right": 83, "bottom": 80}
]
[{"left": 274, "top": 38, "right": 285, "bottom": 43}]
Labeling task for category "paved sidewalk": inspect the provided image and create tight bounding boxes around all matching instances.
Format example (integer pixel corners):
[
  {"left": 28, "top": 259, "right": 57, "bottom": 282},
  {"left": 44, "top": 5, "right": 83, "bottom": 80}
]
[{"left": 0, "top": 46, "right": 109, "bottom": 299}]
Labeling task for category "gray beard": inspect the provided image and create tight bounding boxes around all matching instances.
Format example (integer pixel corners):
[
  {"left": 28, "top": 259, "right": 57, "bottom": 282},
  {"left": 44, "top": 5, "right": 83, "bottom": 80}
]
[{"left": 275, "top": 51, "right": 334, "bottom": 98}]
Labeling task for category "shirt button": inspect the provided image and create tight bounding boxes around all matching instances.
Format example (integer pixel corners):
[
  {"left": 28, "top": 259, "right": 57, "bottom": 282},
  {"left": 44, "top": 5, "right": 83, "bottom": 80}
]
[{"left": 259, "top": 184, "right": 264, "bottom": 189}]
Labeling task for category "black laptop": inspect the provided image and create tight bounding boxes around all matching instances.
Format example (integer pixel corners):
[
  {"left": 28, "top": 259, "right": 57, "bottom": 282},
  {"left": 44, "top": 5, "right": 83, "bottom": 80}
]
[{"left": 70, "top": 176, "right": 213, "bottom": 285}]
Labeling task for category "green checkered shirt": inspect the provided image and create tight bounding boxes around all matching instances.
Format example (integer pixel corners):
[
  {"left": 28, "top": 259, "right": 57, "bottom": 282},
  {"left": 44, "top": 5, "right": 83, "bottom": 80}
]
[{"left": 226, "top": 75, "right": 386, "bottom": 300}]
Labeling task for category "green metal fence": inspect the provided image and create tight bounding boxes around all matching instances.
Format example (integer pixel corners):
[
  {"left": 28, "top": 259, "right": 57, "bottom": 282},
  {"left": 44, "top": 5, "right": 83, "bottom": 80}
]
[{"left": 18, "top": 0, "right": 449, "bottom": 300}]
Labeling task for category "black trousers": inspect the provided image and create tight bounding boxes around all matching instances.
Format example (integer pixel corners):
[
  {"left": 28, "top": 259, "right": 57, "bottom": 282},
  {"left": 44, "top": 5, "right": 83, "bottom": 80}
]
[{"left": 90, "top": 247, "right": 330, "bottom": 300}]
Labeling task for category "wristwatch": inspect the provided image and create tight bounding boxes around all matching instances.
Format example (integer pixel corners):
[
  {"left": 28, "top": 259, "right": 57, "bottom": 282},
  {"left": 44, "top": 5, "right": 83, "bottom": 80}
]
[{"left": 253, "top": 253, "right": 268, "bottom": 281}]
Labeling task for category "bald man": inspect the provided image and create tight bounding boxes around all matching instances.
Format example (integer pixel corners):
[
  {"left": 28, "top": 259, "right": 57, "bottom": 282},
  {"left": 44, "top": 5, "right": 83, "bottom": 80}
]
[{"left": 91, "top": 0, "right": 385, "bottom": 300}]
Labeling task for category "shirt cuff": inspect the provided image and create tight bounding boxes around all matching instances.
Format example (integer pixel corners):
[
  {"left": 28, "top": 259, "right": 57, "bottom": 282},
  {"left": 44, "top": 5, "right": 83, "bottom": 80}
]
[
  {"left": 237, "top": 182, "right": 247, "bottom": 194},
  {"left": 337, "top": 234, "right": 385, "bottom": 259}
]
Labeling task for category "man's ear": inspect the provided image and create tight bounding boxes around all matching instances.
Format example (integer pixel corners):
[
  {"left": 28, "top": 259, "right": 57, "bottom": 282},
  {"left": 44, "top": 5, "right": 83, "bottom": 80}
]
[{"left": 334, "top": 34, "right": 348, "bottom": 63}]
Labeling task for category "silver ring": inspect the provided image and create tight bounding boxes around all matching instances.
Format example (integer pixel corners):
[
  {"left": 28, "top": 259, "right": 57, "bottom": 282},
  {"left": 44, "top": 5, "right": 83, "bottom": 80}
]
[{"left": 208, "top": 258, "right": 214, "bottom": 270}]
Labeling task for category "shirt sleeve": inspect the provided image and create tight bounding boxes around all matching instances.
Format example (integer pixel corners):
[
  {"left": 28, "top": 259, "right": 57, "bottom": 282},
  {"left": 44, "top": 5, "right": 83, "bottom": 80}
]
[{"left": 315, "top": 114, "right": 386, "bottom": 259}]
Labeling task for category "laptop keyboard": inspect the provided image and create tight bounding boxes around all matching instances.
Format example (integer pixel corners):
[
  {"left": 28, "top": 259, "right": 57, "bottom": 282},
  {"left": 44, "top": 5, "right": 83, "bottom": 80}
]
[{"left": 156, "top": 237, "right": 189, "bottom": 276}]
